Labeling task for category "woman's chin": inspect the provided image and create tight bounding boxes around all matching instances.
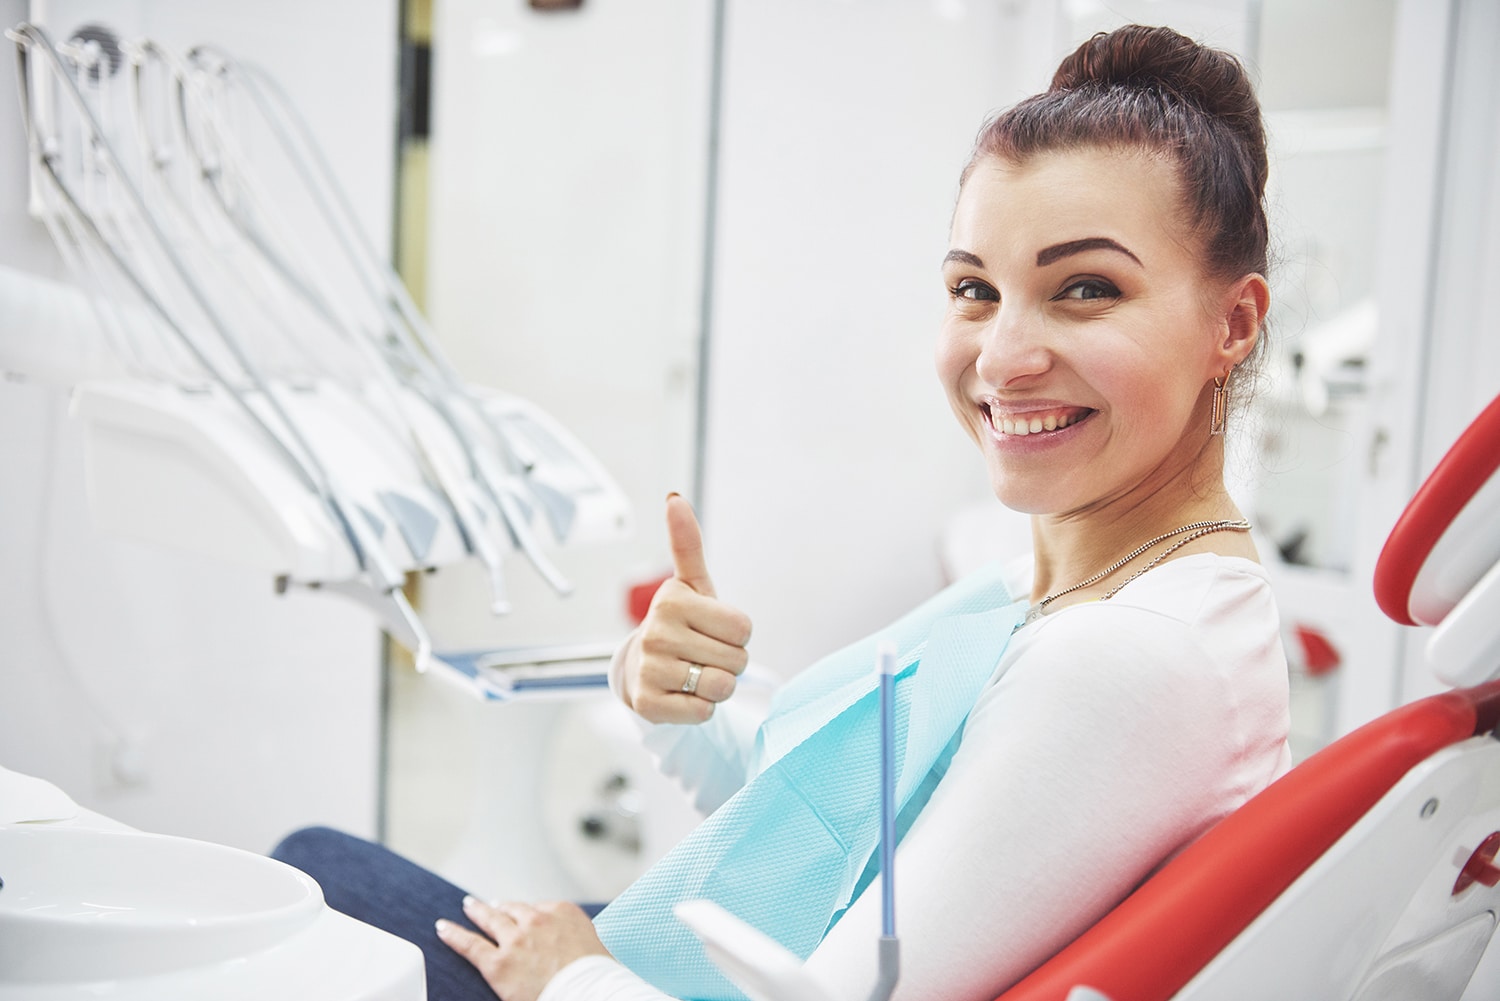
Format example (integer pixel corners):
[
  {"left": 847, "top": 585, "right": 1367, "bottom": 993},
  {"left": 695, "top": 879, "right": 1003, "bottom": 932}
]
[{"left": 988, "top": 481, "right": 1058, "bottom": 517}]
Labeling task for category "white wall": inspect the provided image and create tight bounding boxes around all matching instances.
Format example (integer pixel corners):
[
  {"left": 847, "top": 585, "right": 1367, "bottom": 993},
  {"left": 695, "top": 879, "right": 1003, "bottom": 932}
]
[
  {"left": 0, "top": 0, "right": 398, "bottom": 852},
  {"left": 1417, "top": 0, "right": 1500, "bottom": 464},
  {"left": 1395, "top": 0, "right": 1500, "bottom": 704}
]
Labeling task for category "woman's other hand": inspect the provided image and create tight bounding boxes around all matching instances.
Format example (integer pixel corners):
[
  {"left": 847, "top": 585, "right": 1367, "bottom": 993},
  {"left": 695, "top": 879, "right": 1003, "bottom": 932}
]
[
  {"left": 437, "top": 898, "right": 610, "bottom": 1001},
  {"left": 619, "top": 494, "right": 752, "bottom": 724}
]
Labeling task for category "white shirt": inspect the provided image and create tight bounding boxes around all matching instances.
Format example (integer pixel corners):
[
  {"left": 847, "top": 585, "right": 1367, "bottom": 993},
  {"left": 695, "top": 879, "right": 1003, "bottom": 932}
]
[{"left": 544, "top": 554, "right": 1291, "bottom": 1001}]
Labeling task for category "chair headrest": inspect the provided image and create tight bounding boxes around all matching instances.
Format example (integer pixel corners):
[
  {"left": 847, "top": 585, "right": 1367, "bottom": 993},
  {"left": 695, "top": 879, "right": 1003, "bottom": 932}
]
[{"left": 1374, "top": 393, "right": 1500, "bottom": 628}]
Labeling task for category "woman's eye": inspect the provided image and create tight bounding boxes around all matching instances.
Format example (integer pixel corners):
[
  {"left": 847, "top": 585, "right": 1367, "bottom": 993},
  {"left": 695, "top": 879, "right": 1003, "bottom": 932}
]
[
  {"left": 1055, "top": 279, "right": 1120, "bottom": 302},
  {"left": 949, "top": 279, "right": 998, "bottom": 302}
]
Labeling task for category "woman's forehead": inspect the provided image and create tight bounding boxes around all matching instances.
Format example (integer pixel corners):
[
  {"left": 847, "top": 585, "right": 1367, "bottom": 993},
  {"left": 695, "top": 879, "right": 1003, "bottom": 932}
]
[{"left": 950, "top": 148, "right": 1189, "bottom": 261}]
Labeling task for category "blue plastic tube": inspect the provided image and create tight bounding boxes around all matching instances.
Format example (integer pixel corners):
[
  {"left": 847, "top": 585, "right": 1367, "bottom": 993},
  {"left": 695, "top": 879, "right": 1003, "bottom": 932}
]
[{"left": 877, "top": 640, "right": 897, "bottom": 938}]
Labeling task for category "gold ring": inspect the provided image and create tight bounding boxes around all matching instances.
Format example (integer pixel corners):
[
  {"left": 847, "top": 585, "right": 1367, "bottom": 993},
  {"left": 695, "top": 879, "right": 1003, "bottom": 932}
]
[{"left": 682, "top": 663, "right": 704, "bottom": 695}]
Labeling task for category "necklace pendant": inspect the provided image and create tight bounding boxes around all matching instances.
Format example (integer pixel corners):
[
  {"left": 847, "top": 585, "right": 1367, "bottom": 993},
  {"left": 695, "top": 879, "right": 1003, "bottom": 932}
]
[{"left": 1022, "top": 603, "right": 1044, "bottom": 627}]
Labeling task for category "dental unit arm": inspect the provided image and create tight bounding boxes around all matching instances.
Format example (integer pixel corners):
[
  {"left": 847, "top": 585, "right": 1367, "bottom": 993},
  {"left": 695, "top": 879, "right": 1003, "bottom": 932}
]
[
  {"left": 4, "top": 22, "right": 631, "bottom": 670},
  {"left": 127, "top": 38, "right": 518, "bottom": 615},
  {"left": 177, "top": 44, "right": 576, "bottom": 606},
  {"left": 10, "top": 21, "right": 434, "bottom": 665}
]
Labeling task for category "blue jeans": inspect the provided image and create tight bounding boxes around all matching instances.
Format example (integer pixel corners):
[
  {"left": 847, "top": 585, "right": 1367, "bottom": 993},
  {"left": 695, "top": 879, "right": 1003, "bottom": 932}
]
[{"left": 270, "top": 827, "right": 605, "bottom": 1001}]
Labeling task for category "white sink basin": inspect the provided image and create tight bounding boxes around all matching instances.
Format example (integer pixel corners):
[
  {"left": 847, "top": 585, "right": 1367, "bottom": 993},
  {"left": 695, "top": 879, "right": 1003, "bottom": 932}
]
[{"left": 0, "top": 824, "right": 323, "bottom": 983}]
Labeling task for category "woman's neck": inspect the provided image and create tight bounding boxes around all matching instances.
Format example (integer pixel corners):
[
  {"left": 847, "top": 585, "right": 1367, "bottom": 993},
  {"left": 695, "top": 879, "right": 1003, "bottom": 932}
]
[{"left": 1026, "top": 467, "right": 1250, "bottom": 607}]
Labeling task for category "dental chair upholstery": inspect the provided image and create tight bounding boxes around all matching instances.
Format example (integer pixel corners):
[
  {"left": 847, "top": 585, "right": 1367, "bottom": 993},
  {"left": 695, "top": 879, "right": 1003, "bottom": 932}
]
[{"left": 995, "top": 392, "right": 1500, "bottom": 1001}]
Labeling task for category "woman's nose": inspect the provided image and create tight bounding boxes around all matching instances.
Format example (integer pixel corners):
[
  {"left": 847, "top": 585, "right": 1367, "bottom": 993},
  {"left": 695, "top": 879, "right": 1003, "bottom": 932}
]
[{"left": 974, "top": 308, "right": 1052, "bottom": 388}]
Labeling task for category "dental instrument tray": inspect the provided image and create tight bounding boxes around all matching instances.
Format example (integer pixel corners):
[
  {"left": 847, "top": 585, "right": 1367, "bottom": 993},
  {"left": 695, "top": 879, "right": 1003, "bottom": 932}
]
[{"left": 434, "top": 641, "right": 616, "bottom": 700}]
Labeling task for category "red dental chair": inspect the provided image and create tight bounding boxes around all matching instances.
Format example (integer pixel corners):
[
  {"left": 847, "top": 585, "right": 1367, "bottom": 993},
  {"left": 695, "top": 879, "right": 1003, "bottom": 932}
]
[{"left": 996, "top": 392, "right": 1500, "bottom": 1001}]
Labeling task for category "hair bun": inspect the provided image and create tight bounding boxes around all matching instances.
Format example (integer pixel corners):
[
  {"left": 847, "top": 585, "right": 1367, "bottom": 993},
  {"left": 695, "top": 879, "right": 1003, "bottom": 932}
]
[
  {"left": 967, "top": 23, "right": 1270, "bottom": 285},
  {"left": 1052, "top": 25, "right": 1259, "bottom": 138}
]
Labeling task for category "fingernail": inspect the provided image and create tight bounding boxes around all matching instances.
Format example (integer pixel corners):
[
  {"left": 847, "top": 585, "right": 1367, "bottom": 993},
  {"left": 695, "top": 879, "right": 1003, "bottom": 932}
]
[
  {"left": 666, "top": 491, "right": 680, "bottom": 502},
  {"left": 462, "top": 895, "right": 476, "bottom": 909},
  {"left": 435, "top": 919, "right": 450, "bottom": 935}
]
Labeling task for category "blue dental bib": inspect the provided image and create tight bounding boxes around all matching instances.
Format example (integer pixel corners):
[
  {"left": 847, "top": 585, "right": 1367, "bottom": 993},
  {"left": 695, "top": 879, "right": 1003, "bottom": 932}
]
[{"left": 594, "top": 563, "right": 1026, "bottom": 1000}]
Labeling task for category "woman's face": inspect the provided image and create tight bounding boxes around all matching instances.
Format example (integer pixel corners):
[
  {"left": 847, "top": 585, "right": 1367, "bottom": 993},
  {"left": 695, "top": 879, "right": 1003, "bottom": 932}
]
[{"left": 937, "top": 148, "right": 1254, "bottom": 518}]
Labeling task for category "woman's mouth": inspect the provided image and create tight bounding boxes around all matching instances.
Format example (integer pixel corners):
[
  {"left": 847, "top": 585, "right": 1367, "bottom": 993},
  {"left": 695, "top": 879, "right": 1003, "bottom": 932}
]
[{"left": 982, "top": 404, "right": 1096, "bottom": 438}]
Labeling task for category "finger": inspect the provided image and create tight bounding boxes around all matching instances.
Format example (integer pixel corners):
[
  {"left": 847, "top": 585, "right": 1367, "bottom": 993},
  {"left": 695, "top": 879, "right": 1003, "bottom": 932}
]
[
  {"left": 684, "top": 663, "right": 738, "bottom": 703},
  {"left": 646, "top": 581, "right": 753, "bottom": 651},
  {"left": 462, "top": 896, "right": 516, "bottom": 942},
  {"left": 662, "top": 693, "right": 718, "bottom": 724},
  {"left": 632, "top": 686, "right": 720, "bottom": 725},
  {"left": 638, "top": 614, "right": 751, "bottom": 675},
  {"left": 436, "top": 918, "right": 498, "bottom": 964},
  {"left": 665, "top": 493, "right": 715, "bottom": 597},
  {"left": 496, "top": 901, "right": 540, "bottom": 924},
  {"left": 643, "top": 660, "right": 738, "bottom": 703}
]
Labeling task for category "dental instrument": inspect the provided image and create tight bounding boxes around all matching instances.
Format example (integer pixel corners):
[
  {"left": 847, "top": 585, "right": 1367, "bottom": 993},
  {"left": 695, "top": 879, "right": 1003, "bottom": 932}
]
[
  {"left": 21, "top": 37, "right": 188, "bottom": 383},
  {"left": 127, "top": 39, "right": 513, "bottom": 615},
  {"left": 10, "top": 22, "right": 433, "bottom": 666},
  {"left": 177, "top": 45, "right": 574, "bottom": 602}
]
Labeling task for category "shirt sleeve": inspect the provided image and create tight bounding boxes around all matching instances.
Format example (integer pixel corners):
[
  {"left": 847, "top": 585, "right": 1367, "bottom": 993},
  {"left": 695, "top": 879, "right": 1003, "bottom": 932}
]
[
  {"left": 801, "top": 603, "right": 1270, "bottom": 1001},
  {"left": 609, "top": 628, "right": 774, "bottom": 815},
  {"left": 538, "top": 955, "right": 677, "bottom": 1001},
  {"left": 637, "top": 704, "right": 763, "bottom": 815}
]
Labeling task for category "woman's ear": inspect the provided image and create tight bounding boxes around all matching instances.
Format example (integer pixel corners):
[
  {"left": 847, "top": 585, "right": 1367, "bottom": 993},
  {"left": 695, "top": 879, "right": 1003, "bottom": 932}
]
[{"left": 1218, "top": 273, "right": 1270, "bottom": 369}]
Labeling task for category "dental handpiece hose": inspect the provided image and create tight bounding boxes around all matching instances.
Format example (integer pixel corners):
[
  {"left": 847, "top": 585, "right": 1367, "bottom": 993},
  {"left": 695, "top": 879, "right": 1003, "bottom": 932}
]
[{"left": 869, "top": 641, "right": 900, "bottom": 1001}]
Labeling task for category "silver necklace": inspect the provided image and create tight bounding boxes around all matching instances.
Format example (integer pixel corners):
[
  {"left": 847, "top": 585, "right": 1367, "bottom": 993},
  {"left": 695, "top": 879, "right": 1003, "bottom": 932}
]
[{"left": 1019, "top": 518, "right": 1251, "bottom": 628}]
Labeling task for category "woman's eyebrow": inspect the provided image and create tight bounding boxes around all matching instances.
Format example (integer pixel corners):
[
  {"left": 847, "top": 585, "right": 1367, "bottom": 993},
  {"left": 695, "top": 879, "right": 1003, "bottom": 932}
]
[
  {"left": 1036, "top": 237, "right": 1141, "bottom": 267},
  {"left": 942, "top": 249, "right": 985, "bottom": 268}
]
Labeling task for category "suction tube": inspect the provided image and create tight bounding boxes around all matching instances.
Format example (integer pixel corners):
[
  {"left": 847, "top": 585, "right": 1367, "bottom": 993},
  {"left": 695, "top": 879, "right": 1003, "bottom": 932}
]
[{"left": 870, "top": 641, "right": 900, "bottom": 1001}]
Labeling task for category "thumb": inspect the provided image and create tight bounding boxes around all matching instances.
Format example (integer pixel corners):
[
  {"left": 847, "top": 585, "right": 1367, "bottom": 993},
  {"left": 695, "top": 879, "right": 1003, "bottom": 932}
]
[{"left": 665, "top": 493, "right": 715, "bottom": 597}]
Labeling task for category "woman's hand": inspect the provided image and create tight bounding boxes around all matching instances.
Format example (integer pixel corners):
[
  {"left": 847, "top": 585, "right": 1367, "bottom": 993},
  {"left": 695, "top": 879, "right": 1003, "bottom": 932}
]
[
  {"left": 437, "top": 897, "right": 610, "bottom": 1001},
  {"left": 620, "top": 494, "right": 753, "bottom": 724}
]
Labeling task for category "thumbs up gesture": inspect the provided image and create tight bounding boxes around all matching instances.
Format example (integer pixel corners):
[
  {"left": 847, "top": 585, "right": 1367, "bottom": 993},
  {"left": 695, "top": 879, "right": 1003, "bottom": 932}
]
[{"left": 619, "top": 494, "right": 753, "bottom": 724}]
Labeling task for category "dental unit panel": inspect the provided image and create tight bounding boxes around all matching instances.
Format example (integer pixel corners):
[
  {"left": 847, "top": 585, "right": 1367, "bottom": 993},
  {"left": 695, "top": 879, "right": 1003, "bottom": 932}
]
[{"left": 71, "top": 378, "right": 386, "bottom": 581}]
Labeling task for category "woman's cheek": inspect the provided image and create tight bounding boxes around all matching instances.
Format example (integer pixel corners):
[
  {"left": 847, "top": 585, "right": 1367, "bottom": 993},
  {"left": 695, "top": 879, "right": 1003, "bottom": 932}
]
[{"left": 933, "top": 325, "right": 972, "bottom": 389}]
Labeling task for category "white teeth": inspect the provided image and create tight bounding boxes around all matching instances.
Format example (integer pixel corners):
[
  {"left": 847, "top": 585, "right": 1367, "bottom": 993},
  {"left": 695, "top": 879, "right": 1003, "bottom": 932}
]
[{"left": 992, "top": 409, "right": 1085, "bottom": 436}]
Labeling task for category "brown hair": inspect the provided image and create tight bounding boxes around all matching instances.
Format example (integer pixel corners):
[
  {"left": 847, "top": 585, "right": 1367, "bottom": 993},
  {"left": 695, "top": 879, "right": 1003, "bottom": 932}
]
[{"left": 964, "top": 25, "right": 1269, "bottom": 285}]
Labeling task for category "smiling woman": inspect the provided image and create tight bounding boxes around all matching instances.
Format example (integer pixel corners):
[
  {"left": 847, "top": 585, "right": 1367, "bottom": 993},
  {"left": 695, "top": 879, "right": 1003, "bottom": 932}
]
[
  {"left": 273, "top": 24, "right": 1291, "bottom": 1001},
  {"left": 938, "top": 147, "right": 1267, "bottom": 546}
]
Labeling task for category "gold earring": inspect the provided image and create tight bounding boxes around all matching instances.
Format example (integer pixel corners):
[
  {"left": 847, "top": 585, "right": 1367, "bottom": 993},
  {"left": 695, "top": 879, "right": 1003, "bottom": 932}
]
[{"left": 1210, "top": 375, "right": 1229, "bottom": 436}]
